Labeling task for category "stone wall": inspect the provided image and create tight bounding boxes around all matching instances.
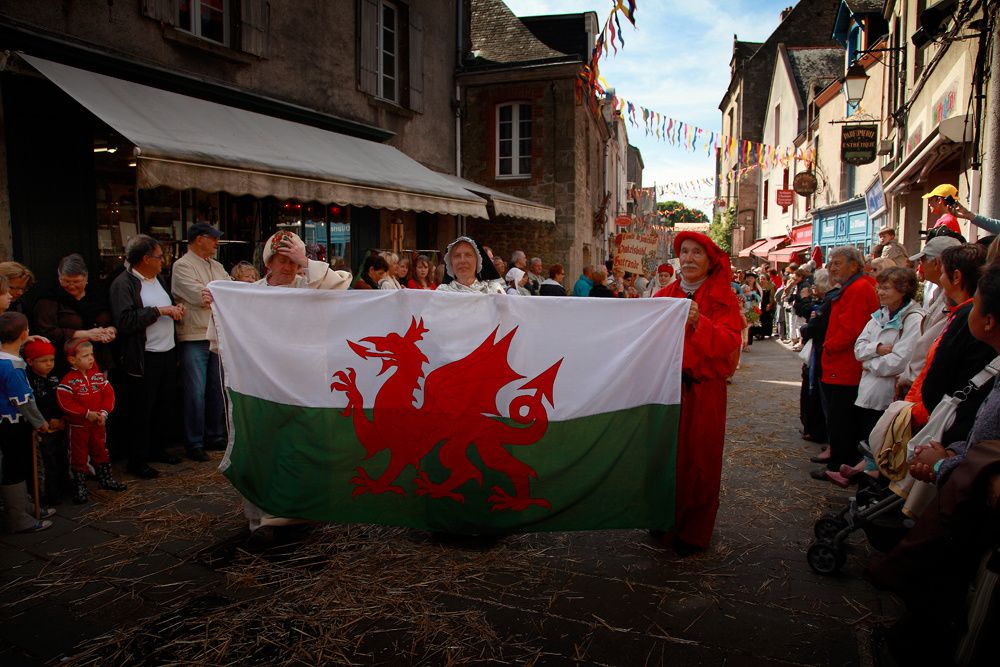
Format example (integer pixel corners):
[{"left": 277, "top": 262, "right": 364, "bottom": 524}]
[
  {"left": 462, "top": 74, "right": 605, "bottom": 282},
  {"left": 1, "top": 0, "right": 459, "bottom": 173}
]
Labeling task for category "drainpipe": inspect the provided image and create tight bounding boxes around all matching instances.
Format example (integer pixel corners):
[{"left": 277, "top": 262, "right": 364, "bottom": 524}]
[
  {"left": 456, "top": 0, "right": 463, "bottom": 241},
  {"left": 977, "top": 14, "right": 1000, "bottom": 220}
]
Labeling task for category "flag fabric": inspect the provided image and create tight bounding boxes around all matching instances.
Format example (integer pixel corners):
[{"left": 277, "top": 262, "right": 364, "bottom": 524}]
[{"left": 210, "top": 283, "right": 687, "bottom": 535}]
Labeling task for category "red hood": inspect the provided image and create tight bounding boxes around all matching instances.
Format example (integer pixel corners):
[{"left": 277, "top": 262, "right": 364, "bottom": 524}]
[{"left": 672, "top": 231, "right": 733, "bottom": 285}]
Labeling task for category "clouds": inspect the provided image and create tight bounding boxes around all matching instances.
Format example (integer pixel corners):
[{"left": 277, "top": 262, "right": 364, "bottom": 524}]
[{"left": 502, "top": 0, "right": 792, "bottom": 216}]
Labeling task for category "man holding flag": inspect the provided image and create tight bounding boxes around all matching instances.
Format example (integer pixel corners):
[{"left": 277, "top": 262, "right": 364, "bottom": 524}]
[{"left": 654, "top": 232, "right": 742, "bottom": 553}]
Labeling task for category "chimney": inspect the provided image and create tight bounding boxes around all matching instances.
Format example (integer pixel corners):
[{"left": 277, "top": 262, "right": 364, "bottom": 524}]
[{"left": 780, "top": 6, "right": 794, "bottom": 22}]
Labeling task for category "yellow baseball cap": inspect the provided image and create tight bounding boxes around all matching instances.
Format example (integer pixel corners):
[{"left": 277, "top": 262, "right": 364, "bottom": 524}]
[{"left": 921, "top": 184, "right": 958, "bottom": 199}]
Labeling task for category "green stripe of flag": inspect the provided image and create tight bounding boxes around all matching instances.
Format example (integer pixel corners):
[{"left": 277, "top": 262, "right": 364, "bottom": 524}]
[{"left": 224, "top": 390, "right": 678, "bottom": 535}]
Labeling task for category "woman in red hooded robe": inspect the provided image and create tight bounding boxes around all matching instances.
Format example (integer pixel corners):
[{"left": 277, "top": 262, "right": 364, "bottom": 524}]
[{"left": 654, "top": 232, "right": 743, "bottom": 551}]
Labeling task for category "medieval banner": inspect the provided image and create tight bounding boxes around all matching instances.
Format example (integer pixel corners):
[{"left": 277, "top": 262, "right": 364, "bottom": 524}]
[
  {"left": 613, "top": 232, "right": 659, "bottom": 274},
  {"left": 210, "top": 283, "right": 687, "bottom": 534}
]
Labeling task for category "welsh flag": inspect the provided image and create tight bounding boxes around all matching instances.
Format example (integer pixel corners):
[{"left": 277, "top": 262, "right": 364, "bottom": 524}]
[{"left": 210, "top": 283, "right": 687, "bottom": 534}]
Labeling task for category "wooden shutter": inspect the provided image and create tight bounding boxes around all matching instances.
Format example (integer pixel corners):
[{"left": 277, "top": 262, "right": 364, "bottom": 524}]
[
  {"left": 240, "top": 0, "right": 270, "bottom": 56},
  {"left": 407, "top": 10, "right": 424, "bottom": 113},
  {"left": 141, "top": 0, "right": 177, "bottom": 25},
  {"left": 358, "top": 0, "right": 379, "bottom": 95}
]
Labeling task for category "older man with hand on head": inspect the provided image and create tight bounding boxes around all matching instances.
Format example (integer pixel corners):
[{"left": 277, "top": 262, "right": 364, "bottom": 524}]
[
  {"left": 172, "top": 223, "right": 230, "bottom": 462},
  {"left": 255, "top": 231, "right": 351, "bottom": 289}
]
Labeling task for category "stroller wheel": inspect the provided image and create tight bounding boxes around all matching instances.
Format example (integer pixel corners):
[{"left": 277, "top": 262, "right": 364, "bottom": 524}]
[
  {"left": 814, "top": 515, "right": 847, "bottom": 542},
  {"left": 807, "top": 542, "right": 846, "bottom": 575}
]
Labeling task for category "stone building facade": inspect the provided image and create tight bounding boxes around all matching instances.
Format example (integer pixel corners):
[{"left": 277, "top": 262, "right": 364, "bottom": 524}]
[
  {"left": 0, "top": 0, "right": 470, "bottom": 275},
  {"left": 459, "top": 0, "right": 608, "bottom": 281},
  {"left": 716, "top": 0, "right": 842, "bottom": 263}
]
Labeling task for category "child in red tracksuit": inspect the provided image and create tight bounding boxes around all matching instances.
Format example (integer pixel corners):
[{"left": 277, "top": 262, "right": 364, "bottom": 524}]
[{"left": 56, "top": 340, "right": 126, "bottom": 503}]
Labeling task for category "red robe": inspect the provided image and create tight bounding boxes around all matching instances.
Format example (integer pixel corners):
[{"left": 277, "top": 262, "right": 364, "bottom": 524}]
[{"left": 654, "top": 233, "right": 743, "bottom": 548}]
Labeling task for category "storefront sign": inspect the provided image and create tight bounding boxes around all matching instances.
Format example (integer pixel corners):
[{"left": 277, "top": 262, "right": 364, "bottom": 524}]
[
  {"left": 841, "top": 124, "right": 878, "bottom": 165},
  {"left": 792, "top": 171, "right": 817, "bottom": 196},
  {"left": 613, "top": 232, "right": 658, "bottom": 274},
  {"left": 615, "top": 214, "right": 633, "bottom": 227},
  {"left": 776, "top": 189, "right": 795, "bottom": 208},
  {"left": 864, "top": 175, "right": 887, "bottom": 220}
]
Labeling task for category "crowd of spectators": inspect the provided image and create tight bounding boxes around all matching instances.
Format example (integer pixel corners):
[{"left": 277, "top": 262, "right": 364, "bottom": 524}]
[{"left": 763, "top": 199, "right": 1000, "bottom": 661}]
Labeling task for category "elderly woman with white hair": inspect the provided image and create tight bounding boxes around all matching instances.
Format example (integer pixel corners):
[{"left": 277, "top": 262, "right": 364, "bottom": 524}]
[
  {"left": 436, "top": 237, "right": 505, "bottom": 294},
  {"left": 378, "top": 252, "right": 403, "bottom": 290}
]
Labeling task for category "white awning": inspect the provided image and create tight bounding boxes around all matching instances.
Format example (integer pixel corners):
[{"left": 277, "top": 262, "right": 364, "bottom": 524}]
[
  {"left": 437, "top": 174, "right": 555, "bottom": 223},
  {"left": 22, "top": 54, "right": 489, "bottom": 219},
  {"left": 883, "top": 115, "right": 972, "bottom": 195}
]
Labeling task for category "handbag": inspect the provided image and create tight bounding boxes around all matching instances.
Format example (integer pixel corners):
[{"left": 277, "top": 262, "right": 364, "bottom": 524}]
[
  {"left": 798, "top": 339, "right": 813, "bottom": 364},
  {"left": 891, "top": 355, "right": 1000, "bottom": 516}
]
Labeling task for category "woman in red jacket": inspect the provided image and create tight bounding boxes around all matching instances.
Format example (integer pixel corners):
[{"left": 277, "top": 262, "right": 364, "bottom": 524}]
[{"left": 654, "top": 232, "right": 742, "bottom": 553}]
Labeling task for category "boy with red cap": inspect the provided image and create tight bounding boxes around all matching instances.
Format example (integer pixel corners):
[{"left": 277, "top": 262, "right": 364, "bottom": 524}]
[
  {"left": 56, "top": 339, "right": 126, "bottom": 502},
  {"left": 23, "top": 338, "right": 70, "bottom": 504}
]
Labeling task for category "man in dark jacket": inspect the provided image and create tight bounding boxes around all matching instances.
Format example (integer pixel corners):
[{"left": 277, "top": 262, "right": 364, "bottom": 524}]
[
  {"left": 109, "top": 235, "right": 185, "bottom": 478},
  {"left": 811, "top": 246, "right": 879, "bottom": 480}
]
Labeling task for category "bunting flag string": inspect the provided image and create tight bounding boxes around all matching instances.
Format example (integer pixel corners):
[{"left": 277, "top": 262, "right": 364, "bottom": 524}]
[{"left": 581, "top": 1, "right": 813, "bottom": 179}]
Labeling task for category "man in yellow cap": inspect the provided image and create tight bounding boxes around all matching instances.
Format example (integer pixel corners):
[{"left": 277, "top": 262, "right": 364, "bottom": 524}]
[{"left": 921, "top": 183, "right": 961, "bottom": 234}]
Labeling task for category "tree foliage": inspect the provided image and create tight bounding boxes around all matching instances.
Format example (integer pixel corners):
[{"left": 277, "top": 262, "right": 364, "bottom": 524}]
[
  {"left": 708, "top": 207, "right": 735, "bottom": 255},
  {"left": 656, "top": 200, "right": 709, "bottom": 225}
]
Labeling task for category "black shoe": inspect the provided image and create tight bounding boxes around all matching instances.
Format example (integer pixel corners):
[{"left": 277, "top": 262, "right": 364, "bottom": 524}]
[
  {"left": 809, "top": 467, "right": 831, "bottom": 481},
  {"left": 152, "top": 453, "right": 182, "bottom": 465},
  {"left": 127, "top": 465, "right": 160, "bottom": 479},
  {"left": 188, "top": 449, "right": 210, "bottom": 462},
  {"left": 204, "top": 440, "right": 228, "bottom": 452}
]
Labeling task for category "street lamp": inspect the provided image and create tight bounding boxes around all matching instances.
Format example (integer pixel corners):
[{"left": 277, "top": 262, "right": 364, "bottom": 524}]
[{"left": 842, "top": 62, "right": 868, "bottom": 106}]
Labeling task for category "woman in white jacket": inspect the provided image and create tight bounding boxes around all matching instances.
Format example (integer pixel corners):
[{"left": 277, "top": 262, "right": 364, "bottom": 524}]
[{"left": 827, "top": 267, "right": 924, "bottom": 486}]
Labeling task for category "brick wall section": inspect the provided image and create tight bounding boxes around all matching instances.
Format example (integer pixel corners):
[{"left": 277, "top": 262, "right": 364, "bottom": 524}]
[{"left": 463, "top": 76, "right": 605, "bottom": 281}]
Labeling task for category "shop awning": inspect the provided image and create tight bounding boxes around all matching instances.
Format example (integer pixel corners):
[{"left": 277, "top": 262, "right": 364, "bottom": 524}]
[
  {"left": 737, "top": 238, "right": 768, "bottom": 257},
  {"left": 882, "top": 115, "right": 972, "bottom": 195},
  {"left": 752, "top": 236, "right": 787, "bottom": 258},
  {"left": 22, "top": 54, "right": 489, "bottom": 219},
  {"left": 770, "top": 243, "right": 811, "bottom": 263},
  {"left": 437, "top": 174, "right": 555, "bottom": 223}
]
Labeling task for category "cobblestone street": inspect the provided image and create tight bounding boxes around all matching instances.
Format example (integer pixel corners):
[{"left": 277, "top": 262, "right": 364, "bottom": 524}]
[{"left": 0, "top": 340, "right": 900, "bottom": 666}]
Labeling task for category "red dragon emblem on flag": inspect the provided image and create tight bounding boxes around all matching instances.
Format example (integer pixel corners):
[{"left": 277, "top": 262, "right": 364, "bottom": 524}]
[{"left": 330, "top": 318, "right": 562, "bottom": 511}]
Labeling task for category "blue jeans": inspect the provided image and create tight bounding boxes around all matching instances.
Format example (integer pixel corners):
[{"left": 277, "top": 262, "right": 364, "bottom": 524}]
[{"left": 178, "top": 341, "right": 225, "bottom": 452}]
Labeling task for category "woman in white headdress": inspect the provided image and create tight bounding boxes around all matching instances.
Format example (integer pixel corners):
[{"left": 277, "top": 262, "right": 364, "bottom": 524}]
[{"left": 436, "top": 236, "right": 505, "bottom": 294}]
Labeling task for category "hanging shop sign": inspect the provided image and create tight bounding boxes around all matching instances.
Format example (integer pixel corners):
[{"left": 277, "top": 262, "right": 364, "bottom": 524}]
[
  {"left": 841, "top": 124, "right": 878, "bottom": 165},
  {"left": 615, "top": 215, "right": 633, "bottom": 227},
  {"left": 776, "top": 189, "right": 795, "bottom": 208},
  {"left": 613, "top": 232, "right": 658, "bottom": 274},
  {"left": 793, "top": 171, "right": 817, "bottom": 195},
  {"left": 864, "top": 175, "right": 887, "bottom": 220}
]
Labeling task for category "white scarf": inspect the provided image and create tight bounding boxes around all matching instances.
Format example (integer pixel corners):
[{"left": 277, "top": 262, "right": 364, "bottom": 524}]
[{"left": 679, "top": 276, "right": 707, "bottom": 296}]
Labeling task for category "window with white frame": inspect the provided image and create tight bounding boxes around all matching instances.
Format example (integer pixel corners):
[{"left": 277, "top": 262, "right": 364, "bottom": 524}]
[
  {"left": 178, "top": 0, "right": 229, "bottom": 45},
  {"left": 497, "top": 103, "right": 532, "bottom": 178},
  {"left": 378, "top": 0, "right": 399, "bottom": 102}
]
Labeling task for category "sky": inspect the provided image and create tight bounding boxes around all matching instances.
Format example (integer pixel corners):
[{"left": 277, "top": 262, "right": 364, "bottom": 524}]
[{"left": 503, "top": 0, "right": 802, "bottom": 217}]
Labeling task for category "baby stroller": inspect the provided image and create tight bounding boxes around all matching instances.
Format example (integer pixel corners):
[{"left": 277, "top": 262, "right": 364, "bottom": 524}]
[
  {"left": 807, "top": 401, "right": 917, "bottom": 575},
  {"left": 807, "top": 358, "right": 1000, "bottom": 575},
  {"left": 807, "top": 471, "right": 908, "bottom": 575}
]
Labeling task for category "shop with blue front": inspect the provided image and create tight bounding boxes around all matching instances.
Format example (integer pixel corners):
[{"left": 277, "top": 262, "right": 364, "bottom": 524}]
[{"left": 812, "top": 197, "right": 876, "bottom": 256}]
